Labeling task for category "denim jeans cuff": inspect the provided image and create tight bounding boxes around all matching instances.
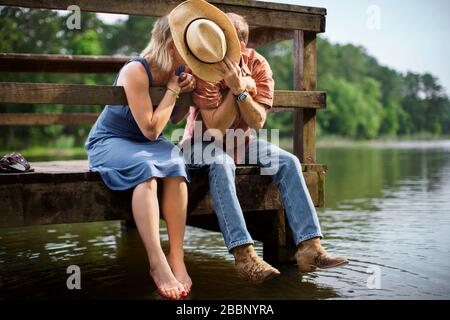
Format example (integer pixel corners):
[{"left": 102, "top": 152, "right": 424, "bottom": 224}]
[
  {"left": 227, "top": 239, "right": 254, "bottom": 252},
  {"left": 294, "top": 232, "right": 324, "bottom": 247}
]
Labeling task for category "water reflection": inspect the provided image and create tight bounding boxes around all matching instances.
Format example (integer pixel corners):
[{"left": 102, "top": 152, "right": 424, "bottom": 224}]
[{"left": 1, "top": 142, "right": 449, "bottom": 299}]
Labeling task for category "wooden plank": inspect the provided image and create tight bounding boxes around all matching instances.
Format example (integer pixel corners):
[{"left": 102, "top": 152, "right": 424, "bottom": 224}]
[
  {"left": 209, "top": 0, "right": 326, "bottom": 15},
  {"left": 214, "top": 2, "right": 326, "bottom": 32},
  {"left": 0, "top": 0, "right": 326, "bottom": 32},
  {"left": 293, "top": 30, "right": 318, "bottom": 164},
  {"left": 0, "top": 82, "right": 326, "bottom": 109},
  {"left": 0, "top": 184, "right": 24, "bottom": 227},
  {"left": 0, "top": 0, "right": 327, "bottom": 16},
  {"left": 318, "top": 170, "right": 325, "bottom": 207},
  {"left": 0, "top": 82, "right": 191, "bottom": 106},
  {"left": 0, "top": 171, "right": 322, "bottom": 228},
  {"left": 301, "top": 32, "right": 318, "bottom": 164},
  {"left": 0, "top": 113, "right": 100, "bottom": 125},
  {"left": 0, "top": 53, "right": 128, "bottom": 73},
  {"left": 293, "top": 30, "right": 305, "bottom": 161},
  {"left": 0, "top": 160, "right": 326, "bottom": 184},
  {"left": 248, "top": 27, "right": 293, "bottom": 48}
]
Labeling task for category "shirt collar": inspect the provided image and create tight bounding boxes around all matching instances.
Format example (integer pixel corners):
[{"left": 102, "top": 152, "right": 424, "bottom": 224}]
[{"left": 239, "top": 48, "right": 252, "bottom": 75}]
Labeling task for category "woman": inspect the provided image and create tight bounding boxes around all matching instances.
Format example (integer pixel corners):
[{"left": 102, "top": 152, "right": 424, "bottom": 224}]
[{"left": 84, "top": 16, "right": 196, "bottom": 300}]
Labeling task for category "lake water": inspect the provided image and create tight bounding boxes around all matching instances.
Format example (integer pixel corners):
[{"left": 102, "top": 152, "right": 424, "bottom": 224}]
[{"left": 1, "top": 141, "right": 449, "bottom": 299}]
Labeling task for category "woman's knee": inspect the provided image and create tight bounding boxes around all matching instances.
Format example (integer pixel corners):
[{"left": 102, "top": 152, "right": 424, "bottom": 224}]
[
  {"left": 136, "top": 177, "right": 158, "bottom": 191},
  {"left": 162, "top": 176, "right": 186, "bottom": 186}
]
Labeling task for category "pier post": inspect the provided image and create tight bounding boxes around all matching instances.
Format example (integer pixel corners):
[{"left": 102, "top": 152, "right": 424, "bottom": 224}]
[{"left": 262, "top": 208, "right": 296, "bottom": 265}]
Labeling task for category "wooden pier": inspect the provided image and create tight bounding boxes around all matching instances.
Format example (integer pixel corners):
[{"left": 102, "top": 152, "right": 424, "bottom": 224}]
[{"left": 0, "top": 0, "right": 327, "bottom": 264}]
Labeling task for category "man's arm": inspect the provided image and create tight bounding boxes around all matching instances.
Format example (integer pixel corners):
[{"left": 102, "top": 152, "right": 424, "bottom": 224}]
[
  {"left": 200, "top": 90, "right": 238, "bottom": 135},
  {"left": 236, "top": 94, "right": 267, "bottom": 129},
  {"left": 200, "top": 76, "right": 263, "bottom": 134},
  {"left": 220, "top": 57, "right": 269, "bottom": 130}
]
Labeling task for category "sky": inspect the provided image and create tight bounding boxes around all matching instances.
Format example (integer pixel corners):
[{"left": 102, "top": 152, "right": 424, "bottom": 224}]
[
  {"left": 267, "top": 0, "right": 450, "bottom": 95},
  {"left": 97, "top": 0, "right": 450, "bottom": 95}
]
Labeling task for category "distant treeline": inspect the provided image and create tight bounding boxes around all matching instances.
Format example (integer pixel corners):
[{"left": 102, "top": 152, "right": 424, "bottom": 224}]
[
  {"left": 1, "top": 8, "right": 449, "bottom": 149},
  {"left": 258, "top": 40, "right": 450, "bottom": 139}
]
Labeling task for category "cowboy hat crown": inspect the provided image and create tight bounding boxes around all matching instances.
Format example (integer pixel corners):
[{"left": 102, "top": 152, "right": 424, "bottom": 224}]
[
  {"left": 169, "top": 0, "right": 240, "bottom": 82},
  {"left": 186, "top": 19, "right": 227, "bottom": 64}
]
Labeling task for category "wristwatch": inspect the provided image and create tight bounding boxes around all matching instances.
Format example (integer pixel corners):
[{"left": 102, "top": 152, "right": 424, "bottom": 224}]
[{"left": 234, "top": 89, "right": 249, "bottom": 102}]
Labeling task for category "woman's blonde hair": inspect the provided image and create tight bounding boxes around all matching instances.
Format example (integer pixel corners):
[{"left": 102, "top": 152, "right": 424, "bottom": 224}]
[{"left": 140, "top": 16, "right": 173, "bottom": 73}]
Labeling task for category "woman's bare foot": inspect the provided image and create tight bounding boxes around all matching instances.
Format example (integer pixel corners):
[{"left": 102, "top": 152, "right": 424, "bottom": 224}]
[
  {"left": 149, "top": 258, "right": 187, "bottom": 300},
  {"left": 167, "top": 252, "right": 193, "bottom": 293}
]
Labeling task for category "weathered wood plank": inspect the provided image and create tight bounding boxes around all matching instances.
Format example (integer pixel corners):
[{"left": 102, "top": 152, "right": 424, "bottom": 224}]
[
  {"left": 318, "top": 170, "right": 325, "bottom": 207},
  {"left": 0, "top": 53, "right": 128, "bottom": 73},
  {"left": 0, "top": 82, "right": 326, "bottom": 109},
  {"left": 301, "top": 32, "right": 318, "bottom": 164},
  {"left": 0, "top": 0, "right": 326, "bottom": 32},
  {"left": 215, "top": 3, "right": 325, "bottom": 32},
  {"left": 293, "top": 30, "right": 305, "bottom": 161},
  {"left": 210, "top": 0, "right": 326, "bottom": 15},
  {"left": 0, "top": 170, "right": 323, "bottom": 228},
  {"left": 0, "top": 82, "right": 191, "bottom": 106},
  {"left": 293, "top": 31, "right": 318, "bottom": 164},
  {"left": 248, "top": 27, "right": 293, "bottom": 48},
  {"left": 0, "top": 113, "right": 100, "bottom": 125},
  {"left": 0, "top": 160, "right": 327, "bottom": 184}
]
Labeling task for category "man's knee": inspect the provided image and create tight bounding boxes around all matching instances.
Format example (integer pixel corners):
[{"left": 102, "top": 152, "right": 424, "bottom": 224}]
[
  {"left": 208, "top": 156, "right": 236, "bottom": 176},
  {"left": 280, "top": 151, "right": 301, "bottom": 171}
]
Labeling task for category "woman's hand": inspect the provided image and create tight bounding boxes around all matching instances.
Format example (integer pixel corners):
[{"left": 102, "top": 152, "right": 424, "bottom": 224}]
[
  {"left": 167, "top": 74, "right": 181, "bottom": 96},
  {"left": 178, "top": 72, "right": 196, "bottom": 93}
]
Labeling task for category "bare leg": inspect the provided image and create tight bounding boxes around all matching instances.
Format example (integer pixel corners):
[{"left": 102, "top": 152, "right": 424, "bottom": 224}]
[
  {"left": 131, "top": 178, "right": 186, "bottom": 300},
  {"left": 161, "top": 176, "right": 192, "bottom": 293}
]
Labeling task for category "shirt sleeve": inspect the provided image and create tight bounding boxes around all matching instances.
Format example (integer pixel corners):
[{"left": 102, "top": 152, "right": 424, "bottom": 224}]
[{"left": 252, "top": 57, "right": 275, "bottom": 110}]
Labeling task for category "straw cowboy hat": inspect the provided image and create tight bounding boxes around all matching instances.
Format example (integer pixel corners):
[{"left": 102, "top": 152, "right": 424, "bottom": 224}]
[{"left": 168, "top": 0, "right": 241, "bottom": 82}]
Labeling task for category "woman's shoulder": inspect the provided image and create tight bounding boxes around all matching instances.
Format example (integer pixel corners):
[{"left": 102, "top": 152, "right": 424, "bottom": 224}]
[
  {"left": 122, "top": 60, "right": 149, "bottom": 76},
  {"left": 118, "top": 60, "right": 150, "bottom": 86}
]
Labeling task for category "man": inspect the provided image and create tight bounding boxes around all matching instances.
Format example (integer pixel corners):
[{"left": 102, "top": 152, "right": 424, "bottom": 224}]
[{"left": 170, "top": 0, "right": 348, "bottom": 284}]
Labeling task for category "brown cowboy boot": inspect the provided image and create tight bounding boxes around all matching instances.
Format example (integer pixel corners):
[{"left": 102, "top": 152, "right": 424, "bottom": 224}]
[
  {"left": 232, "top": 244, "right": 280, "bottom": 284},
  {"left": 295, "top": 237, "right": 348, "bottom": 273}
]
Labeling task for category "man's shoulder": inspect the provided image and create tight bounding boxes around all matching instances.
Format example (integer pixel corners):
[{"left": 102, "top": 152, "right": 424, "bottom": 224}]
[
  {"left": 244, "top": 48, "right": 272, "bottom": 73},
  {"left": 250, "top": 48, "right": 267, "bottom": 63}
]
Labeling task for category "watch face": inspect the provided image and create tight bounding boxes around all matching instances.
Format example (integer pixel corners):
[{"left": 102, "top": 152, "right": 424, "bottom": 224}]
[{"left": 237, "top": 91, "right": 248, "bottom": 101}]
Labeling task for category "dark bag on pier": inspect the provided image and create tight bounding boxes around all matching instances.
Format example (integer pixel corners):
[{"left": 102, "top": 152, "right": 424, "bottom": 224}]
[{"left": 0, "top": 151, "right": 34, "bottom": 173}]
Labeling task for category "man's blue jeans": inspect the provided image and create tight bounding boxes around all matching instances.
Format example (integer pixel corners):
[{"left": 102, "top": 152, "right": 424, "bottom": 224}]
[{"left": 187, "top": 138, "right": 323, "bottom": 252}]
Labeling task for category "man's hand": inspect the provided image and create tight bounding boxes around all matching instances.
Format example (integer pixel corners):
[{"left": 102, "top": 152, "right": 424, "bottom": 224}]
[
  {"left": 178, "top": 72, "right": 196, "bottom": 93},
  {"left": 220, "top": 56, "right": 246, "bottom": 95}
]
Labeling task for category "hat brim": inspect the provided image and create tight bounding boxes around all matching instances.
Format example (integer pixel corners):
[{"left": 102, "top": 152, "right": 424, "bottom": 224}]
[{"left": 169, "top": 0, "right": 241, "bottom": 83}]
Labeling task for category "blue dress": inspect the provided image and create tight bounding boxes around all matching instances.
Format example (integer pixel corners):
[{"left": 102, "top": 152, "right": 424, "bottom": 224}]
[{"left": 84, "top": 56, "right": 190, "bottom": 190}]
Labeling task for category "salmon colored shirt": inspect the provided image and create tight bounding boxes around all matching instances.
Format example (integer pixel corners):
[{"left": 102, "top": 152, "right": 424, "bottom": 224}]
[{"left": 181, "top": 47, "right": 275, "bottom": 163}]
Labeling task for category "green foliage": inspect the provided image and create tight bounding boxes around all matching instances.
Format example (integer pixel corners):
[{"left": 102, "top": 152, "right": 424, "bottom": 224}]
[
  {"left": 319, "top": 75, "right": 383, "bottom": 138},
  {"left": 257, "top": 37, "right": 449, "bottom": 140},
  {"left": 0, "top": 8, "right": 449, "bottom": 150}
]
